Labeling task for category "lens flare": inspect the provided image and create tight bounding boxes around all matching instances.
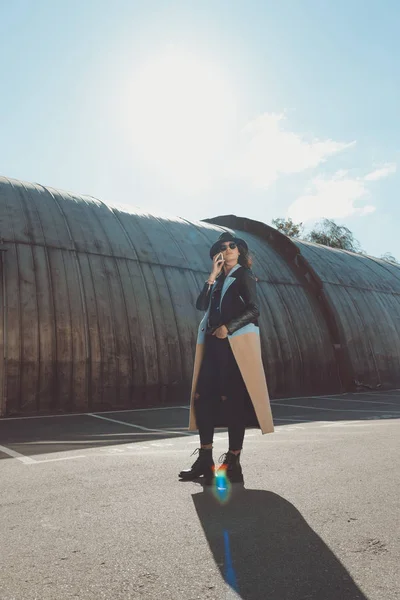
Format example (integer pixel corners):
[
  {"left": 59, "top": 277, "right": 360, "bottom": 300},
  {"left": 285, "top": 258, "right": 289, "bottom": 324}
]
[
  {"left": 212, "top": 465, "right": 231, "bottom": 504},
  {"left": 223, "top": 530, "right": 239, "bottom": 592}
]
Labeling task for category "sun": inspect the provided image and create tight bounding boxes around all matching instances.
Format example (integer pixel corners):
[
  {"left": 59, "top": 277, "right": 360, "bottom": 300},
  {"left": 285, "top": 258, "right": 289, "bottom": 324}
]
[{"left": 124, "top": 50, "right": 237, "bottom": 192}]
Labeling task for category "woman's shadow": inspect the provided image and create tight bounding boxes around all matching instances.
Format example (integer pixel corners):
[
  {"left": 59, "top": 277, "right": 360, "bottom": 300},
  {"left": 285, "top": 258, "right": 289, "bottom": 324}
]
[{"left": 192, "top": 485, "right": 369, "bottom": 600}]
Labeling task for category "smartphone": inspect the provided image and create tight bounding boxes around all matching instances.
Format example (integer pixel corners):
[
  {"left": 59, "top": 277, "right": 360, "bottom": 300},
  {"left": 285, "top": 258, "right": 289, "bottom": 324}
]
[{"left": 217, "top": 252, "right": 224, "bottom": 264}]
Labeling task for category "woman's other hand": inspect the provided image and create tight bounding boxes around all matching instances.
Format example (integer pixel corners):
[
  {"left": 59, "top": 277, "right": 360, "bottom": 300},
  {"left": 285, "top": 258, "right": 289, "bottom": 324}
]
[{"left": 212, "top": 325, "right": 228, "bottom": 339}]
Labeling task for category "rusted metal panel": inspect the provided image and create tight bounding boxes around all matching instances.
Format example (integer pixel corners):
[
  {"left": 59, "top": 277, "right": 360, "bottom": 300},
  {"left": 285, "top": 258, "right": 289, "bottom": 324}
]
[
  {"left": 110, "top": 208, "right": 160, "bottom": 264},
  {"left": 161, "top": 265, "right": 200, "bottom": 383},
  {"left": 257, "top": 274, "right": 338, "bottom": 397},
  {"left": 51, "top": 190, "right": 110, "bottom": 256},
  {"left": 22, "top": 182, "right": 73, "bottom": 248},
  {"left": 0, "top": 250, "right": 5, "bottom": 417},
  {"left": 48, "top": 247, "right": 73, "bottom": 412},
  {"left": 62, "top": 248, "right": 87, "bottom": 412},
  {"left": 0, "top": 177, "right": 33, "bottom": 244},
  {"left": 87, "top": 252, "right": 117, "bottom": 409},
  {"left": 2, "top": 244, "right": 20, "bottom": 415},
  {"left": 30, "top": 245, "right": 55, "bottom": 414},
  {"left": 107, "top": 257, "right": 134, "bottom": 408},
  {"left": 18, "top": 183, "right": 58, "bottom": 414},
  {"left": 296, "top": 241, "right": 400, "bottom": 292},
  {"left": 143, "top": 262, "right": 183, "bottom": 386}
]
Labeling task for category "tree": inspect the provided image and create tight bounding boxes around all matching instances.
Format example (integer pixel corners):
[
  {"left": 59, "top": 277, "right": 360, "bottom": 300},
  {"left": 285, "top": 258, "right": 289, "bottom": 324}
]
[
  {"left": 380, "top": 252, "right": 399, "bottom": 264},
  {"left": 306, "top": 218, "right": 364, "bottom": 253},
  {"left": 271, "top": 217, "right": 304, "bottom": 238},
  {"left": 271, "top": 216, "right": 398, "bottom": 262}
]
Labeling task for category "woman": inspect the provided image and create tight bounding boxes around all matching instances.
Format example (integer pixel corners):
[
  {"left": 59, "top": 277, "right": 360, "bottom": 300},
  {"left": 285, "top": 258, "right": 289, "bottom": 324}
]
[{"left": 179, "top": 231, "right": 274, "bottom": 485}]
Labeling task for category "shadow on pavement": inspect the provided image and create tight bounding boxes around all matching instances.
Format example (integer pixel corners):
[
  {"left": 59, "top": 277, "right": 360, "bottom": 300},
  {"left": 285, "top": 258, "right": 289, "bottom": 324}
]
[{"left": 192, "top": 486, "right": 369, "bottom": 600}]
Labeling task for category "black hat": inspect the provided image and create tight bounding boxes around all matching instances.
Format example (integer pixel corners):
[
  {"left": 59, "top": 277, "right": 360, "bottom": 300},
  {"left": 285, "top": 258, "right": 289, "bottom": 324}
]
[{"left": 209, "top": 231, "right": 248, "bottom": 259}]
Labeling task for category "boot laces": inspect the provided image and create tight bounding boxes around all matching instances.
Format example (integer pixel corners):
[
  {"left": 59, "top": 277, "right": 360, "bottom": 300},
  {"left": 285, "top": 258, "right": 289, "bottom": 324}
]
[
  {"left": 218, "top": 452, "right": 241, "bottom": 465},
  {"left": 188, "top": 448, "right": 202, "bottom": 469},
  {"left": 189, "top": 447, "right": 213, "bottom": 470},
  {"left": 218, "top": 452, "right": 235, "bottom": 464},
  {"left": 218, "top": 452, "right": 228, "bottom": 464},
  {"left": 191, "top": 448, "right": 212, "bottom": 457}
]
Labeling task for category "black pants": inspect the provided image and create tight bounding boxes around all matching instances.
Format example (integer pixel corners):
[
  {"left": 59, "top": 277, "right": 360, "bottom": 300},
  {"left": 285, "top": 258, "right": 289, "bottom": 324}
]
[
  {"left": 195, "top": 335, "right": 256, "bottom": 451},
  {"left": 199, "top": 422, "right": 246, "bottom": 450}
]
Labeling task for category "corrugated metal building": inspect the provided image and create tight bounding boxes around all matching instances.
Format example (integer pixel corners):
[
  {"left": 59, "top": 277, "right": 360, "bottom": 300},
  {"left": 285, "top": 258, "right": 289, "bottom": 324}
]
[{"left": 1, "top": 177, "right": 399, "bottom": 416}]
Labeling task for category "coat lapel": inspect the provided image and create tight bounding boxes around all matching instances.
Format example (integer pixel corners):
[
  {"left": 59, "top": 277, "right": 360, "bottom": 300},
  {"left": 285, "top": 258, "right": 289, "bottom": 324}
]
[
  {"left": 196, "top": 279, "right": 217, "bottom": 345},
  {"left": 196, "top": 265, "right": 241, "bottom": 344},
  {"left": 220, "top": 263, "right": 241, "bottom": 309}
]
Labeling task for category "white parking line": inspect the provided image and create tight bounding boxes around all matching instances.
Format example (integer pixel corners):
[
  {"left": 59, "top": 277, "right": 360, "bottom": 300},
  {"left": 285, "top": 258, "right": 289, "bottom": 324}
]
[
  {"left": 0, "top": 405, "right": 189, "bottom": 421},
  {"left": 18, "top": 439, "right": 146, "bottom": 445},
  {"left": 88, "top": 413, "right": 193, "bottom": 436},
  {"left": 272, "top": 402, "right": 400, "bottom": 414},
  {"left": 33, "top": 455, "right": 86, "bottom": 464},
  {"left": 360, "top": 392, "right": 400, "bottom": 399},
  {"left": 104, "top": 445, "right": 150, "bottom": 450},
  {"left": 313, "top": 396, "right": 400, "bottom": 406},
  {"left": 273, "top": 417, "right": 310, "bottom": 422},
  {"left": 0, "top": 444, "right": 36, "bottom": 464},
  {"left": 321, "top": 422, "right": 369, "bottom": 428},
  {"left": 150, "top": 442, "right": 173, "bottom": 447},
  {"left": 271, "top": 395, "right": 399, "bottom": 406},
  {"left": 270, "top": 392, "right": 348, "bottom": 401}
]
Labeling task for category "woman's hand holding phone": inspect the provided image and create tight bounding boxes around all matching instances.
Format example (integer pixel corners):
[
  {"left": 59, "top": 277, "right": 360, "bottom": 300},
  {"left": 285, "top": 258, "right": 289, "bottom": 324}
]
[{"left": 211, "top": 252, "right": 224, "bottom": 279}]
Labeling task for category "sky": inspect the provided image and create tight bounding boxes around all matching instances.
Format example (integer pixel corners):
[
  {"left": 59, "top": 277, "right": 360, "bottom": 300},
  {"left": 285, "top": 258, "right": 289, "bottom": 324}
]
[{"left": 1, "top": 0, "right": 399, "bottom": 259}]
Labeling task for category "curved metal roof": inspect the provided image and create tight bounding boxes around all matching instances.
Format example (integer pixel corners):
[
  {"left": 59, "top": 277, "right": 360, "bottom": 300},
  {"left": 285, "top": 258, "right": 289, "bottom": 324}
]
[
  {"left": 1, "top": 177, "right": 399, "bottom": 416},
  {"left": 294, "top": 239, "right": 400, "bottom": 389}
]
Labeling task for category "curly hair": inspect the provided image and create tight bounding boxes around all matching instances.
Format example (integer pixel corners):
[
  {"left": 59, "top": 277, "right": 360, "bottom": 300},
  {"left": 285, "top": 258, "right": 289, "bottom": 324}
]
[{"left": 237, "top": 243, "right": 253, "bottom": 269}]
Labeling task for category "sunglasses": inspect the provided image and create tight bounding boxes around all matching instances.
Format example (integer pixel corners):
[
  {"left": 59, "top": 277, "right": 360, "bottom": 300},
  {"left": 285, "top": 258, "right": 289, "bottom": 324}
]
[{"left": 219, "top": 242, "right": 237, "bottom": 251}]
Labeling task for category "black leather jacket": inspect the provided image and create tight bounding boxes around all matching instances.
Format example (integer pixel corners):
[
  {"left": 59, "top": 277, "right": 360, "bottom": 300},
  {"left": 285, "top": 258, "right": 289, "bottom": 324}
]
[{"left": 196, "top": 266, "right": 260, "bottom": 335}]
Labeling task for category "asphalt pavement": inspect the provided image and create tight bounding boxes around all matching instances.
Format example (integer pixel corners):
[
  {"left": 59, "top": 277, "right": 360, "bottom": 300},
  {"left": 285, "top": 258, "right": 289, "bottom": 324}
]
[{"left": 0, "top": 390, "right": 399, "bottom": 600}]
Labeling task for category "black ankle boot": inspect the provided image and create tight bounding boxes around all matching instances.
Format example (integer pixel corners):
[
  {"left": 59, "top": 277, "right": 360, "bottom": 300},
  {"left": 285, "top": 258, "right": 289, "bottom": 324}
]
[
  {"left": 218, "top": 452, "right": 244, "bottom": 484},
  {"left": 179, "top": 448, "right": 215, "bottom": 483}
]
